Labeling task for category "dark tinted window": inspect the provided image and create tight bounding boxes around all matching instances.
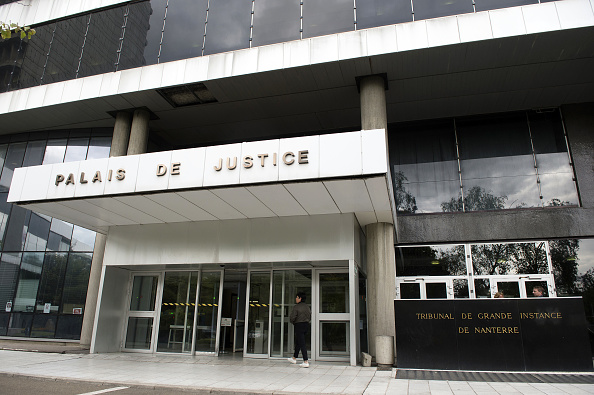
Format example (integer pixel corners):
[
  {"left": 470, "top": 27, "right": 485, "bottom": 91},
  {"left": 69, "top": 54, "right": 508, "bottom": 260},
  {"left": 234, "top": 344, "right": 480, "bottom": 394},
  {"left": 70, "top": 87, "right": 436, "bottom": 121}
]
[
  {"left": 46, "top": 219, "right": 73, "bottom": 252},
  {"left": 252, "top": 0, "right": 301, "bottom": 47},
  {"left": 475, "top": 0, "right": 538, "bottom": 12},
  {"left": 119, "top": 1, "right": 155, "bottom": 70},
  {"left": 78, "top": 7, "right": 125, "bottom": 78},
  {"left": 412, "top": 0, "right": 474, "bottom": 21},
  {"left": 0, "top": 252, "right": 20, "bottom": 314},
  {"left": 160, "top": 0, "right": 207, "bottom": 63},
  {"left": 55, "top": 314, "right": 84, "bottom": 339},
  {"left": 24, "top": 213, "right": 51, "bottom": 252},
  {"left": 0, "top": 142, "right": 26, "bottom": 192},
  {"left": 36, "top": 253, "right": 68, "bottom": 313},
  {"left": 23, "top": 140, "right": 47, "bottom": 167},
  {"left": 204, "top": 0, "right": 252, "bottom": 55},
  {"left": 61, "top": 253, "right": 92, "bottom": 314},
  {"left": 42, "top": 15, "right": 87, "bottom": 85},
  {"left": 16, "top": 24, "right": 54, "bottom": 89},
  {"left": 303, "top": 0, "right": 353, "bottom": 39},
  {"left": 356, "top": 0, "right": 412, "bottom": 29},
  {"left": 86, "top": 136, "right": 112, "bottom": 160}
]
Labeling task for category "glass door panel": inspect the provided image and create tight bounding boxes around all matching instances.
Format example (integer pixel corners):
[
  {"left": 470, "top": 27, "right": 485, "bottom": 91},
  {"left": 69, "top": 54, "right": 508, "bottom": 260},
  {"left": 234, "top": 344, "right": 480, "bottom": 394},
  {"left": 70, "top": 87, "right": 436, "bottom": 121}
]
[
  {"left": 319, "top": 273, "right": 349, "bottom": 313},
  {"left": 129, "top": 275, "right": 158, "bottom": 311},
  {"left": 156, "top": 272, "right": 198, "bottom": 353},
  {"left": 125, "top": 317, "right": 153, "bottom": 349},
  {"left": 270, "top": 270, "right": 312, "bottom": 358},
  {"left": 195, "top": 271, "right": 221, "bottom": 353},
  {"left": 319, "top": 321, "right": 349, "bottom": 357},
  {"left": 246, "top": 272, "right": 271, "bottom": 355},
  {"left": 315, "top": 270, "right": 350, "bottom": 361}
]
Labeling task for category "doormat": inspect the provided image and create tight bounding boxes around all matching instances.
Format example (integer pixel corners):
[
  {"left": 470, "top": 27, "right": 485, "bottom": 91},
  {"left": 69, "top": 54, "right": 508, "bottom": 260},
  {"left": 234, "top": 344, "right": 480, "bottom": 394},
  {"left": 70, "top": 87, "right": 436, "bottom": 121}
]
[{"left": 395, "top": 369, "right": 594, "bottom": 384}]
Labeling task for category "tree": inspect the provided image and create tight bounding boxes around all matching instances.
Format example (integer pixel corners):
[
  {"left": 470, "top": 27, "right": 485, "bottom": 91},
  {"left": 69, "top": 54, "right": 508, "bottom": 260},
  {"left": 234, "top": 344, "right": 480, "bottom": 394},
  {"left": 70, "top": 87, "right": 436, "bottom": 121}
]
[
  {"left": 393, "top": 171, "right": 418, "bottom": 214},
  {"left": 441, "top": 185, "right": 508, "bottom": 212},
  {"left": 1, "top": 21, "right": 35, "bottom": 40}
]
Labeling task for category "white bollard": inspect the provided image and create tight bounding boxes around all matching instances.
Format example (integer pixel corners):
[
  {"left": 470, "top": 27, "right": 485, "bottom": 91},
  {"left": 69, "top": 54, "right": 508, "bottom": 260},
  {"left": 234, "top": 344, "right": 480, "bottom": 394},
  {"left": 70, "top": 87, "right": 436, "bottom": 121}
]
[{"left": 375, "top": 335, "right": 394, "bottom": 366}]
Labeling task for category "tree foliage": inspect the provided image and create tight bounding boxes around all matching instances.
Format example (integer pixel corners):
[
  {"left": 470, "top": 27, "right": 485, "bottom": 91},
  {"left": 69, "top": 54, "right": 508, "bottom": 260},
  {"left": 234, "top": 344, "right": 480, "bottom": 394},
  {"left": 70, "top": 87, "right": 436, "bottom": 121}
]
[
  {"left": 441, "top": 185, "right": 508, "bottom": 212},
  {"left": 1, "top": 21, "right": 35, "bottom": 40},
  {"left": 393, "top": 171, "right": 418, "bottom": 214}
]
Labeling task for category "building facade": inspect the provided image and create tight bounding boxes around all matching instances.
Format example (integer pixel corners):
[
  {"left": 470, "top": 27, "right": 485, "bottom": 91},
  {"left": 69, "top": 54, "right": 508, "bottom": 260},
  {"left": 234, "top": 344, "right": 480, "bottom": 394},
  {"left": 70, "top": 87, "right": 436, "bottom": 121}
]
[{"left": 0, "top": 0, "right": 593, "bottom": 367}]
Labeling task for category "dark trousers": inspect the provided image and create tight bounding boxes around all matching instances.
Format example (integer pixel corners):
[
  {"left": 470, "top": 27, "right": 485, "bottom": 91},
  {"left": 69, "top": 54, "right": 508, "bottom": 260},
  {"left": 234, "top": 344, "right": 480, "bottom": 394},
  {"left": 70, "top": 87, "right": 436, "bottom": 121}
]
[{"left": 293, "top": 322, "right": 309, "bottom": 361}]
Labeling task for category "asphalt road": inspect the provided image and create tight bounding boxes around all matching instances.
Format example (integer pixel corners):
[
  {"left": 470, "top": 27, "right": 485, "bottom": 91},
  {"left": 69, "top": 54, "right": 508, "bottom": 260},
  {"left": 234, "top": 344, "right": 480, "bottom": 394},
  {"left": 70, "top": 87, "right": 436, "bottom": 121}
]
[{"left": 0, "top": 374, "right": 219, "bottom": 394}]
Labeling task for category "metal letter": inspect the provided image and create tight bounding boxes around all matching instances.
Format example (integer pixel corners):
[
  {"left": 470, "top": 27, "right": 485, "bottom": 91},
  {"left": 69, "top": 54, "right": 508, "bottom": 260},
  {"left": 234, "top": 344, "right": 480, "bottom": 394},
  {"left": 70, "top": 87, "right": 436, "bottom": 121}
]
[
  {"left": 227, "top": 157, "right": 237, "bottom": 170},
  {"left": 156, "top": 164, "right": 167, "bottom": 176},
  {"left": 257, "top": 153, "right": 268, "bottom": 167},
  {"left": 243, "top": 156, "right": 253, "bottom": 168},
  {"left": 65, "top": 173, "right": 75, "bottom": 185},
  {"left": 283, "top": 152, "right": 295, "bottom": 165},
  {"left": 214, "top": 158, "right": 222, "bottom": 171},
  {"left": 55, "top": 174, "right": 64, "bottom": 186},
  {"left": 298, "top": 150, "right": 309, "bottom": 164},
  {"left": 170, "top": 162, "right": 181, "bottom": 175},
  {"left": 79, "top": 172, "right": 88, "bottom": 184},
  {"left": 92, "top": 171, "right": 102, "bottom": 183},
  {"left": 116, "top": 168, "right": 126, "bottom": 180},
  {"left": 273, "top": 153, "right": 277, "bottom": 166},
  {"left": 108, "top": 169, "right": 113, "bottom": 181}
]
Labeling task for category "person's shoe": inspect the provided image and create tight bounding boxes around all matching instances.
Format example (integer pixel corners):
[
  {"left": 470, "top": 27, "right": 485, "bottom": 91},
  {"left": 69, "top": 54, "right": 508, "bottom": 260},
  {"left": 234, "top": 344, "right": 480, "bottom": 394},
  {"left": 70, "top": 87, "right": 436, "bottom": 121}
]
[
  {"left": 300, "top": 361, "right": 309, "bottom": 368},
  {"left": 287, "top": 357, "right": 297, "bottom": 364}
]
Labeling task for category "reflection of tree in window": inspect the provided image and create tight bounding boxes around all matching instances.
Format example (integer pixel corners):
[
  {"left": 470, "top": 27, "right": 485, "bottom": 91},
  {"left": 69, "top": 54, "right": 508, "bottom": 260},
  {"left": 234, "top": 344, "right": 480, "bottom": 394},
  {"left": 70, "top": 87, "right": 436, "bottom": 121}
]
[
  {"left": 472, "top": 242, "right": 548, "bottom": 275},
  {"left": 441, "top": 186, "right": 508, "bottom": 212},
  {"left": 393, "top": 171, "right": 417, "bottom": 214}
]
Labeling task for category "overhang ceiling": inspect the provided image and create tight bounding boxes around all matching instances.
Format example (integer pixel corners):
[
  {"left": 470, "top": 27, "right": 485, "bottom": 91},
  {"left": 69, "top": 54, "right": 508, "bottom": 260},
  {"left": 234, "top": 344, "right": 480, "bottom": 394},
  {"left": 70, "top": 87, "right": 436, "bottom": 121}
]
[
  {"left": 21, "top": 176, "right": 393, "bottom": 234},
  {"left": 0, "top": 26, "right": 593, "bottom": 149}
]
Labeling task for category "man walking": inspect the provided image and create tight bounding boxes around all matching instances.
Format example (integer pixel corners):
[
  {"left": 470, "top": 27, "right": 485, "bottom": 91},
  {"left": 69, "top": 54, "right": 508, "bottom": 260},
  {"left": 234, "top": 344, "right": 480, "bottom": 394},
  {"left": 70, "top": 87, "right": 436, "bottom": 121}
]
[{"left": 287, "top": 291, "right": 311, "bottom": 368}]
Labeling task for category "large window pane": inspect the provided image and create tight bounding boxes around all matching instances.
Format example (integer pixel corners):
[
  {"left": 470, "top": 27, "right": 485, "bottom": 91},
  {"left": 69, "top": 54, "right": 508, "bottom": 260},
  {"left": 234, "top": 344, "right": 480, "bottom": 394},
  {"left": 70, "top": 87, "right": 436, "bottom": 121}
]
[
  {"left": 125, "top": 317, "right": 153, "bottom": 349},
  {"left": 30, "top": 314, "right": 57, "bottom": 338},
  {"left": 13, "top": 252, "right": 41, "bottom": 313},
  {"left": 64, "top": 137, "right": 89, "bottom": 163},
  {"left": 319, "top": 321, "right": 349, "bottom": 356},
  {"left": 471, "top": 242, "right": 549, "bottom": 275},
  {"left": 252, "top": 0, "right": 300, "bottom": 47},
  {"left": 319, "top": 273, "right": 349, "bottom": 313},
  {"left": 55, "top": 314, "right": 84, "bottom": 340},
  {"left": 86, "top": 136, "right": 112, "bottom": 160},
  {"left": 3, "top": 205, "right": 32, "bottom": 251},
  {"left": 0, "top": 252, "right": 20, "bottom": 313},
  {"left": 457, "top": 113, "right": 541, "bottom": 211},
  {"left": 70, "top": 226, "right": 96, "bottom": 252},
  {"left": 0, "top": 312, "right": 8, "bottom": 335},
  {"left": 78, "top": 7, "right": 124, "bottom": 78},
  {"left": 13, "top": 24, "right": 54, "bottom": 89},
  {"left": 0, "top": 142, "right": 26, "bottom": 192},
  {"left": 159, "top": 0, "right": 207, "bottom": 63},
  {"left": 36, "top": 253, "right": 68, "bottom": 313},
  {"left": 0, "top": 37, "right": 25, "bottom": 92},
  {"left": 356, "top": 0, "right": 412, "bottom": 29},
  {"left": 412, "top": 0, "right": 474, "bottom": 21},
  {"left": 23, "top": 140, "right": 47, "bottom": 167},
  {"left": 400, "top": 180, "right": 462, "bottom": 214},
  {"left": 24, "top": 213, "right": 51, "bottom": 251},
  {"left": 303, "top": 0, "right": 353, "bottom": 39},
  {"left": 550, "top": 238, "right": 593, "bottom": 297},
  {"left": 42, "top": 139, "right": 67, "bottom": 165},
  {"left": 396, "top": 245, "right": 466, "bottom": 276},
  {"left": 46, "top": 219, "right": 73, "bottom": 252},
  {"left": 7, "top": 312, "right": 33, "bottom": 337},
  {"left": 61, "top": 253, "right": 92, "bottom": 314},
  {"left": 203, "top": 0, "right": 253, "bottom": 56},
  {"left": 42, "top": 15, "right": 87, "bottom": 85},
  {"left": 0, "top": 193, "right": 12, "bottom": 248},
  {"left": 129, "top": 276, "right": 158, "bottom": 311},
  {"left": 120, "top": 0, "right": 165, "bottom": 69}
]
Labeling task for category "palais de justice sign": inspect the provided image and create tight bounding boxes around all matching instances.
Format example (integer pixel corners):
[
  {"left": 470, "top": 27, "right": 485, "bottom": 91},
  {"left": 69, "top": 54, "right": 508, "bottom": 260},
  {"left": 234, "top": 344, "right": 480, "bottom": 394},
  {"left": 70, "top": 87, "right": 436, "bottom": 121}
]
[{"left": 394, "top": 298, "right": 592, "bottom": 372}]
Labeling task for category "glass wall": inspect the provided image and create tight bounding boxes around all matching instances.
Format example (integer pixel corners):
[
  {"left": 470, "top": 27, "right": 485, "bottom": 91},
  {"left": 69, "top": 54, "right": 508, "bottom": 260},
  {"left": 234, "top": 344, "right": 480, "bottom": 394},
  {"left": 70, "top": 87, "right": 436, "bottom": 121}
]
[
  {"left": 389, "top": 110, "right": 579, "bottom": 214},
  {"left": 0, "top": 128, "right": 111, "bottom": 339},
  {"left": 0, "top": 0, "right": 544, "bottom": 92}
]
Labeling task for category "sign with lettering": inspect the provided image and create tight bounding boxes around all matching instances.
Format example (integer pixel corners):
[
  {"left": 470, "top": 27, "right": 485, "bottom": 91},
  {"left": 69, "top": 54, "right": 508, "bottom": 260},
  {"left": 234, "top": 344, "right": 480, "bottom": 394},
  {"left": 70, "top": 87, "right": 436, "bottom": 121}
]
[{"left": 394, "top": 298, "right": 592, "bottom": 371}]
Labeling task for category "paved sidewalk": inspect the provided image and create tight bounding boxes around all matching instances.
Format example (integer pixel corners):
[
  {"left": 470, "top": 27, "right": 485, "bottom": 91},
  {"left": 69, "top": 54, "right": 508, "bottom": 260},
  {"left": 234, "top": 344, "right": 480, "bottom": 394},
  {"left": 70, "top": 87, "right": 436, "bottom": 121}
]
[{"left": 1, "top": 349, "right": 594, "bottom": 394}]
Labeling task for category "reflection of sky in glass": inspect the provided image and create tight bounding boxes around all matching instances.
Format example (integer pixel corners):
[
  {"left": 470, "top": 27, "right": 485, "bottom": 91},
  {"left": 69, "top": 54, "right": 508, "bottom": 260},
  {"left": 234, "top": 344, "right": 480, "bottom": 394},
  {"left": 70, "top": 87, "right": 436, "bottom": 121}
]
[
  {"left": 576, "top": 239, "right": 594, "bottom": 275},
  {"left": 252, "top": 0, "right": 300, "bottom": 47},
  {"left": 540, "top": 174, "right": 578, "bottom": 206},
  {"left": 412, "top": 0, "right": 474, "bottom": 21},
  {"left": 64, "top": 138, "right": 89, "bottom": 163},
  {"left": 461, "top": 156, "right": 535, "bottom": 179},
  {"left": 536, "top": 153, "right": 573, "bottom": 174},
  {"left": 204, "top": 0, "right": 252, "bottom": 55},
  {"left": 43, "top": 140, "right": 67, "bottom": 165},
  {"left": 303, "top": 0, "right": 354, "bottom": 39},
  {"left": 160, "top": 0, "right": 207, "bottom": 63},
  {"left": 395, "top": 160, "right": 458, "bottom": 183},
  {"left": 463, "top": 175, "right": 541, "bottom": 209},
  {"left": 401, "top": 181, "right": 461, "bottom": 213}
]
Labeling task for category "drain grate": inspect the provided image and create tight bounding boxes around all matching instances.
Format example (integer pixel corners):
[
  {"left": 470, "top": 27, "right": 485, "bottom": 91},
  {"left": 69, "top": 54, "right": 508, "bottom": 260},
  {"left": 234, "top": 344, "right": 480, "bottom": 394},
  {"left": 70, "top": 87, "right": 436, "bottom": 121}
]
[{"left": 395, "top": 369, "right": 594, "bottom": 384}]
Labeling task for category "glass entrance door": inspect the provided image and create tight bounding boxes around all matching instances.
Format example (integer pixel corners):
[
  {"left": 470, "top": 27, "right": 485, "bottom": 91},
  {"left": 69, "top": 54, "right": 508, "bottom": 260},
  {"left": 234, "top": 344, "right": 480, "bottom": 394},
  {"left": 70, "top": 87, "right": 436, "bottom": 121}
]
[
  {"left": 123, "top": 274, "right": 160, "bottom": 352},
  {"left": 245, "top": 271, "right": 271, "bottom": 357},
  {"left": 315, "top": 271, "right": 350, "bottom": 360}
]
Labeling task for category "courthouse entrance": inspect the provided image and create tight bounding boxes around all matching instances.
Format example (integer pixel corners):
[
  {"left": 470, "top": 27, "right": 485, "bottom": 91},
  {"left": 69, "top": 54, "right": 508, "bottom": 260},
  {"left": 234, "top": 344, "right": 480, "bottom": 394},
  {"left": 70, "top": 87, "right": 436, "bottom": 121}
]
[{"left": 122, "top": 265, "right": 353, "bottom": 362}]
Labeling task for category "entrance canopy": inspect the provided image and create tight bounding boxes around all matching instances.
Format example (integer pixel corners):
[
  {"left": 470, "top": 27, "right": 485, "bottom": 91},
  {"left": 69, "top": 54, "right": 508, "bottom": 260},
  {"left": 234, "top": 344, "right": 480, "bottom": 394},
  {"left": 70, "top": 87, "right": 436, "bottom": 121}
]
[{"left": 7, "top": 130, "right": 393, "bottom": 233}]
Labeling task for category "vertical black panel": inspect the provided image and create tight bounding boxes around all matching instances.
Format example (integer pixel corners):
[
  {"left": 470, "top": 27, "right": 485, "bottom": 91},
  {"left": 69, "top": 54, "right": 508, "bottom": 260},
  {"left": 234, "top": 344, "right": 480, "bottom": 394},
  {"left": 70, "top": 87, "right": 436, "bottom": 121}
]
[
  {"left": 119, "top": 0, "right": 155, "bottom": 70},
  {"left": 302, "top": 0, "right": 354, "bottom": 39},
  {"left": 42, "top": 15, "right": 87, "bottom": 85},
  {"left": 160, "top": 0, "right": 208, "bottom": 63},
  {"left": 356, "top": 0, "right": 412, "bottom": 29},
  {"left": 412, "top": 0, "right": 474, "bottom": 21},
  {"left": 252, "top": 0, "right": 301, "bottom": 47},
  {"left": 204, "top": 0, "right": 252, "bottom": 55},
  {"left": 78, "top": 7, "right": 125, "bottom": 77}
]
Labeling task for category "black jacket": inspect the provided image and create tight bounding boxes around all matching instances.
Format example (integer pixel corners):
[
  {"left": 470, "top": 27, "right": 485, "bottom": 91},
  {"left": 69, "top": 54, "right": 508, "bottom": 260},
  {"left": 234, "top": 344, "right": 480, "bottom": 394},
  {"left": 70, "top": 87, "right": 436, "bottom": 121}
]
[{"left": 290, "top": 302, "right": 311, "bottom": 324}]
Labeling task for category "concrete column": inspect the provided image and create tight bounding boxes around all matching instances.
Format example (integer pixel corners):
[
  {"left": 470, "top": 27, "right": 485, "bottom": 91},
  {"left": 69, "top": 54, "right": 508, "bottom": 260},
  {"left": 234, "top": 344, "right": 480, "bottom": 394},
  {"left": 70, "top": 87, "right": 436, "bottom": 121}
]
[
  {"left": 80, "top": 110, "right": 135, "bottom": 346},
  {"left": 360, "top": 74, "right": 388, "bottom": 132},
  {"left": 561, "top": 103, "right": 594, "bottom": 209},
  {"left": 365, "top": 222, "right": 397, "bottom": 362},
  {"left": 79, "top": 233, "right": 106, "bottom": 346},
  {"left": 127, "top": 108, "right": 150, "bottom": 155},
  {"left": 110, "top": 111, "right": 132, "bottom": 157}
]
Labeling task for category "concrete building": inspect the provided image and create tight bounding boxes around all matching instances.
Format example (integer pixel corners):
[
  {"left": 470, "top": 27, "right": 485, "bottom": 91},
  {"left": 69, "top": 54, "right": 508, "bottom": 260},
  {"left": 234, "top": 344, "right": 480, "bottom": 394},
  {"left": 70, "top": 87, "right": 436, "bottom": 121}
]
[{"left": 0, "top": 0, "right": 593, "bottom": 368}]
